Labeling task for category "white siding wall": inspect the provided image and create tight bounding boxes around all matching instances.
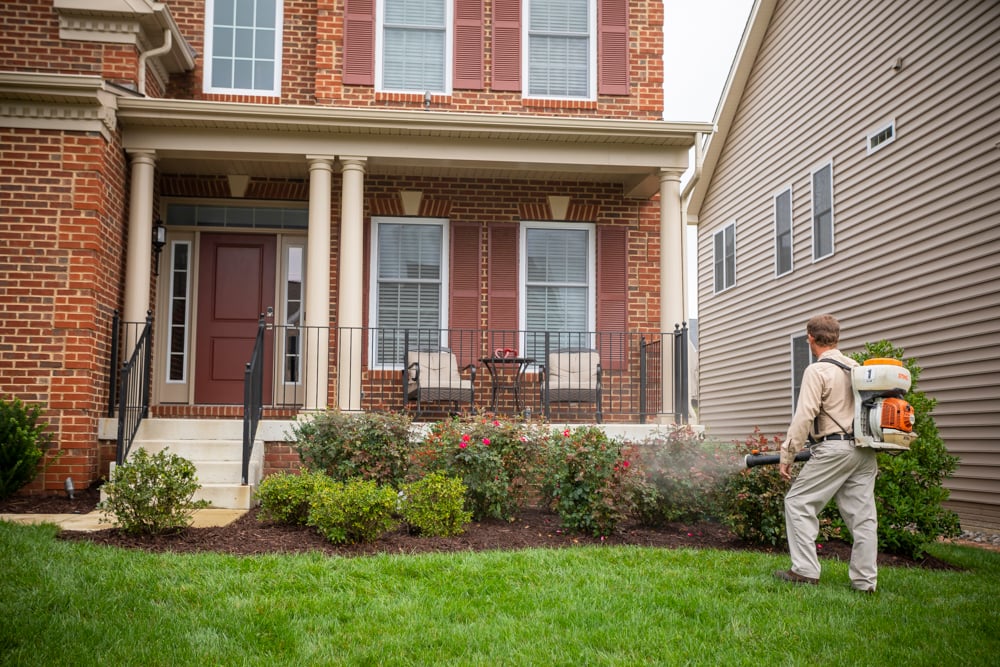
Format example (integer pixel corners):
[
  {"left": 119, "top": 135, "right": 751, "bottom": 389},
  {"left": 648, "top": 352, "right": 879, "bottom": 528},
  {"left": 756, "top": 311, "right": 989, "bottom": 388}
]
[{"left": 696, "top": 0, "right": 1000, "bottom": 527}]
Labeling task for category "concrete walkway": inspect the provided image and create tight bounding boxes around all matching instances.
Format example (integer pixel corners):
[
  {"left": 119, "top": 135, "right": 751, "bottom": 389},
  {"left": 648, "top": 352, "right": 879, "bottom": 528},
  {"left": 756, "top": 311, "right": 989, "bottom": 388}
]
[{"left": 0, "top": 509, "right": 247, "bottom": 532}]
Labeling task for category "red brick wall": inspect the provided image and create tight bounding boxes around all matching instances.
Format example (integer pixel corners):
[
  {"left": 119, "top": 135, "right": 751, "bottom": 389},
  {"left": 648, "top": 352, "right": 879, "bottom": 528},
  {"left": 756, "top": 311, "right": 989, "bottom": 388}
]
[
  {"left": 0, "top": 127, "right": 127, "bottom": 494},
  {"left": 0, "top": 1, "right": 142, "bottom": 88},
  {"left": 164, "top": 0, "right": 663, "bottom": 118}
]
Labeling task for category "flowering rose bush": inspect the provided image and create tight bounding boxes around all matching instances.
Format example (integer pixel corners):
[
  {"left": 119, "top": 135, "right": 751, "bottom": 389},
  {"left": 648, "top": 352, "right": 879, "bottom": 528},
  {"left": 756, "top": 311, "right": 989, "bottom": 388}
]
[
  {"left": 412, "top": 415, "right": 546, "bottom": 520},
  {"left": 538, "top": 426, "right": 643, "bottom": 537}
]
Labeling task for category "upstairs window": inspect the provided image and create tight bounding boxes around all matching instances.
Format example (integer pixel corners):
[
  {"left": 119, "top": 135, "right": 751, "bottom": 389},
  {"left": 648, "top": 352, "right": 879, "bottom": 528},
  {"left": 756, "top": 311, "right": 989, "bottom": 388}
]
[
  {"left": 774, "top": 187, "right": 793, "bottom": 277},
  {"left": 378, "top": 0, "right": 451, "bottom": 93},
  {"left": 811, "top": 161, "right": 834, "bottom": 260},
  {"left": 525, "top": 0, "right": 596, "bottom": 99},
  {"left": 713, "top": 222, "right": 736, "bottom": 293},
  {"left": 205, "top": 0, "right": 283, "bottom": 96}
]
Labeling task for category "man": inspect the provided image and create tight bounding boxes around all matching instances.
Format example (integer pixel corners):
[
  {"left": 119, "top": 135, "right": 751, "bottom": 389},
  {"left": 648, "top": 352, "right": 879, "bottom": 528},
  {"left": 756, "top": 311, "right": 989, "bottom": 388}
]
[{"left": 775, "top": 314, "right": 878, "bottom": 593}]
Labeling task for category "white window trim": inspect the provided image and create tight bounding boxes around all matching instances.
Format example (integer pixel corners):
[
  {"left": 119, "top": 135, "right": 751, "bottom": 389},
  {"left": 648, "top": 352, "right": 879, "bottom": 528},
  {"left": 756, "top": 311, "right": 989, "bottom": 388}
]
[
  {"left": 375, "top": 0, "right": 454, "bottom": 94},
  {"left": 368, "top": 217, "right": 451, "bottom": 370},
  {"left": 712, "top": 221, "right": 736, "bottom": 294},
  {"left": 522, "top": 0, "right": 597, "bottom": 101},
  {"left": 203, "top": 0, "right": 284, "bottom": 96},
  {"left": 790, "top": 332, "right": 816, "bottom": 414},
  {"left": 773, "top": 185, "right": 794, "bottom": 278},
  {"left": 866, "top": 118, "right": 897, "bottom": 155},
  {"left": 278, "top": 238, "right": 306, "bottom": 389},
  {"left": 810, "top": 159, "right": 835, "bottom": 262},
  {"left": 518, "top": 221, "right": 596, "bottom": 338},
  {"left": 165, "top": 240, "right": 192, "bottom": 384}
]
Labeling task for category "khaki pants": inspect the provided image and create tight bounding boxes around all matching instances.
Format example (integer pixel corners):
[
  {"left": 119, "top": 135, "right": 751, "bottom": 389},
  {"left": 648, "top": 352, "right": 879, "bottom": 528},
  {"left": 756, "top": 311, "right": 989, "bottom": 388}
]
[{"left": 784, "top": 440, "right": 878, "bottom": 590}]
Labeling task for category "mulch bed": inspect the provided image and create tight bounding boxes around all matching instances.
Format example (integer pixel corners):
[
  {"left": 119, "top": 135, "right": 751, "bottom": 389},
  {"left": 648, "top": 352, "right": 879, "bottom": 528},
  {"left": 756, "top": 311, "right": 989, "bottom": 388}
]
[{"left": 1, "top": 487, "right": 957, "bottom": 569}]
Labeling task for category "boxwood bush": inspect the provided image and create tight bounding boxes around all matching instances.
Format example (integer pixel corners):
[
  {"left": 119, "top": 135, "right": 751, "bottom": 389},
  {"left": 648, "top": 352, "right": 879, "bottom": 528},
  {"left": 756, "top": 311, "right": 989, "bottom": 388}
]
[{"left": 0, "top": 396, "right": 52, "bottom": 500}]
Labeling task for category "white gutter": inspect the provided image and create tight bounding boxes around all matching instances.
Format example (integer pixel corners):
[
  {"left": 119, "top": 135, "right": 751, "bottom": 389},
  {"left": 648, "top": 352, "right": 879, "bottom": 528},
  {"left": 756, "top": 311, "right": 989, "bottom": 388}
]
[{"left": 138, "top": 29, "right": 172, "bottom": 96}]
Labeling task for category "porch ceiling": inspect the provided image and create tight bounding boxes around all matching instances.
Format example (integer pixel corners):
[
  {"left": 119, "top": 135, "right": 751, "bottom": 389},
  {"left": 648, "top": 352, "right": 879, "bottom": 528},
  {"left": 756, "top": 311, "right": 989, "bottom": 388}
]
[{"left": 118, "top": 98, "right": 714, "bottom": 197}]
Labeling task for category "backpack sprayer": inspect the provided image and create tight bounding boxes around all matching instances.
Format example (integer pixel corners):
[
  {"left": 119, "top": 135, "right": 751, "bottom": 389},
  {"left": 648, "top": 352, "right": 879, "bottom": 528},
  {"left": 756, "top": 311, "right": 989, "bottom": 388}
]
[{"left": 744, "top": 358, "right": 917, "bottom": 468}]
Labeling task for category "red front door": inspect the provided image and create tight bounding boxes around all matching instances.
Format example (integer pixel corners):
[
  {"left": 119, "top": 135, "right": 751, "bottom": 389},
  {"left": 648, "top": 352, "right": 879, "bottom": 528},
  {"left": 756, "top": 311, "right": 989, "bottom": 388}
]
[{"left": 195, "top": 234, "right": 276, "bottom": 404}]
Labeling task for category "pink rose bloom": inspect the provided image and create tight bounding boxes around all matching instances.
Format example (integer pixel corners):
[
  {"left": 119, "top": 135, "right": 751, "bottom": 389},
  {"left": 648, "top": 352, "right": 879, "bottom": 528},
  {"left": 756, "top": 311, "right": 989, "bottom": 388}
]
[
  {"left": 482, "top": 438, "right": 490, "bottom": 446},
  {"left": 492, "top": 420, "right": 500, "bottom": 427},
  {"left": 563, "top": 429, "right": 571, "bottom": 437},
  {"left": 462, "top": 433, "right": 471, "bottom": 443},
  {"left": 459, "top": 442, "right": 468, "bottom": 449}
]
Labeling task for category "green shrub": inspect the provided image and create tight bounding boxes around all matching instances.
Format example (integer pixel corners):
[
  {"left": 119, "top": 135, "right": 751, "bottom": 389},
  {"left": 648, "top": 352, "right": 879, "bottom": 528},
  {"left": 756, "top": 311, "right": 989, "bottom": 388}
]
[
  {"left": 307, "top": 478, "right": 398, "bottom": 545},
  {"left": 290, "top": 410, "right": 413, "bottom": 486},
  {"left": 539, "top": 426, "right": 641, "bottom": 537},
  {"left": 826, "top": 340, "right": 961, "bottom": 558},
  {"left": 633, "top": 425, "right": 730, "bottom": 525},
  {"left": 414, "top": 416, "right": 543, "bottom": 521},
  {"left": 719, "top": 428, "right": 792, "bottom": 547},
  {"left": 0, "top": 396, "right": 53, "bottom": 500},
  {"left": 256, "top": 469, "right": 335, "bottom": 525},
  {"left": 398, "top": 471, "right": 473, "bottom": 537},
  {"left": 97, "top": 449, "right": 210, "bottom": 535}
]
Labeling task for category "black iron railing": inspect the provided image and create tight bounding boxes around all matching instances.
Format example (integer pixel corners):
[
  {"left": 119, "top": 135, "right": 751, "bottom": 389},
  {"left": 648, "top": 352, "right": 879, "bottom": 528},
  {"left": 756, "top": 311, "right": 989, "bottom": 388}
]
[
  {"left": 256, "top": 325, "right": 689, "bottom": 424},
  {"left": 242, "top": 314, "right": 266, "bottom": 485},
  {"left": 115, "top": 312, "right": 153, "bottom": 465}
]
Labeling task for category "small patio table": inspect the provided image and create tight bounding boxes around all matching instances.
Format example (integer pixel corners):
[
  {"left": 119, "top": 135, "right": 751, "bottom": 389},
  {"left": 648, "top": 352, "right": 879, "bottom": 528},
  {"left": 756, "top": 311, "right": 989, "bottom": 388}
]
[{"left": 479, "top": 356, "right": 535, "bottom": 415}]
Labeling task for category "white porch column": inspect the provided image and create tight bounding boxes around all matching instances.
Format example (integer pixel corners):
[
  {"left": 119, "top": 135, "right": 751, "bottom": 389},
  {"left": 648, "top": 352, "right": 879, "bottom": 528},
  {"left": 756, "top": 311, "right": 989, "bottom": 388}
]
[
  {"left": 304, "top": 157, "right": 334, "bottom": 410},
  {"left": 123, "top": 150, "right": 156, "bottom": 326},
  {"left": 337, "top": 157, "right": 367, "bottom": 411},
  {"left": 659, "top": 168, "right": 685, "bottom": 421}
]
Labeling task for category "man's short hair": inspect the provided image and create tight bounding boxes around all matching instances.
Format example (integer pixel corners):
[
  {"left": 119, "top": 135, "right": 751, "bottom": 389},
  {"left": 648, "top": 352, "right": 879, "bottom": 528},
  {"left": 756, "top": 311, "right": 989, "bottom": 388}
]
[{"left": 807, "top": 314, "right": 840, "bottom": 346}]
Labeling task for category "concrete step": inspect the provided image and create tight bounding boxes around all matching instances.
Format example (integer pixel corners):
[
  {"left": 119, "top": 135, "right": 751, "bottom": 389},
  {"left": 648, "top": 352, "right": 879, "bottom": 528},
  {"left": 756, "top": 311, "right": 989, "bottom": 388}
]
[
  {"left": 137, "top": 418, "right": 245, "bottom": 441},
  {"left": 195, "top": 483, "right": 257, "bottom": 510},
  {"left": 98, "top": 418, "right": 271, "bottom": 510},
  {"left": 138, "top": 439, "right": 243, "bottom": 462}
]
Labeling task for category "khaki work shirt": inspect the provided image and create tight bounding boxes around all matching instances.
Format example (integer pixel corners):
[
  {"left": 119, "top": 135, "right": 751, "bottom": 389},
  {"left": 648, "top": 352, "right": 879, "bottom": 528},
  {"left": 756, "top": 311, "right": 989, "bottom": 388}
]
[{"left": 780, "top": 349, "right": 859, "bottom": 465}]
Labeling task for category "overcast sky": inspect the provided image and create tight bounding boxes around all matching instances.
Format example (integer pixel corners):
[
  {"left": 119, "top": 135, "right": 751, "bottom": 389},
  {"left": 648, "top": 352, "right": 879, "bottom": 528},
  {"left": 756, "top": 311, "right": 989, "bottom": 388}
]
[
  {"left": 662, "top": 0, "right": 756, "bottom": 318},
  {"left": 663, "top": 0, "right": 755, "bottom": 122}
]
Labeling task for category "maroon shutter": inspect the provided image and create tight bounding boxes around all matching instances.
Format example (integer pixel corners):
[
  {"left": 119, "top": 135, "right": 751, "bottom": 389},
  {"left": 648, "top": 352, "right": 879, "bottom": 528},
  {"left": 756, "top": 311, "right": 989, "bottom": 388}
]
[
  {"left": 487, "top": 224, "right": 519, "bottom": 351},
  {"left": 492, "top": 0, "right": 521, "bottom": 91},
  {"left": 343, "top": 0, "right": 375, "bottom": 85},
  {"left": 454, "top": 0, "right": 484, "bottom": 89},
  {"left": 450, "top": 223, "right": 482, "bottom": 366},
  {"left": 598, "top": 0, "right": 629, "bottom": 95},
  {"left": 597, "top": 226, "right": 627, "bottom": 370}
]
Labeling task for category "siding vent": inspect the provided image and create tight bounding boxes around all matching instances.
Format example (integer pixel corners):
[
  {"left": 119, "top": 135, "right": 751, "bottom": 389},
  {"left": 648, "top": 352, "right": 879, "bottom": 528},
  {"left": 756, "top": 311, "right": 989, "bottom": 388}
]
[{"left": 866, "top": 120, "right": 896, "bottom": 155}]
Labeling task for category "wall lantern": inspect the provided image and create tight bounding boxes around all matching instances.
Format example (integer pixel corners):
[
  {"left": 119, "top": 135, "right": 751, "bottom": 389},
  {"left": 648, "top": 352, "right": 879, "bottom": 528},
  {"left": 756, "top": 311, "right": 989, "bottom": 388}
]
[{"left": 152, "top": 219, "right": 166, "bottom": 276}]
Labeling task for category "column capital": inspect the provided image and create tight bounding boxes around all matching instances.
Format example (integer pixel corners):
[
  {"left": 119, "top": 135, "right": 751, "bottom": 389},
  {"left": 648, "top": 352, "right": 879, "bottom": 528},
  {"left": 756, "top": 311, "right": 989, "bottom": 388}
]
[
  {"left": 306, "top": 155, "right": 335, "bottom": 170},
  {"left": 340, "top": 156, "right": 368, "bottom": 173},
  {"left": 126, "top": 149, "right": 156, "bottom": 165},
  {"left": 659, "top": 168, "right": 685, "bottom": 184}
]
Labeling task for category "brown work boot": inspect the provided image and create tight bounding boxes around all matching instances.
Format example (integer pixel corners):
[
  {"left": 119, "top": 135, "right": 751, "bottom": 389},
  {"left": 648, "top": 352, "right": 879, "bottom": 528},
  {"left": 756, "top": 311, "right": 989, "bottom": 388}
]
[{"left": 774, "top": 569, "right": 819, "bottom": 585}]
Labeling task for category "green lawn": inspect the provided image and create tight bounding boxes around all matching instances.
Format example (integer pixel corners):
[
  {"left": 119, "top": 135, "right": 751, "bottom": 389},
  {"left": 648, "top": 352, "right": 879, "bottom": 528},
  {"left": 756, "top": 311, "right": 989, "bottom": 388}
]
[{"left": 2, "top": 520, "right": 997, "bottom": 666}]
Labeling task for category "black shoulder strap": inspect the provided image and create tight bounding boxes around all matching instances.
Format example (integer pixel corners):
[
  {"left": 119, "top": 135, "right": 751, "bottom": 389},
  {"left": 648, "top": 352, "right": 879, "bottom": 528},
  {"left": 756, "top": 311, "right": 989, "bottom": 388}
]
[
  {"left": 810, "top": 357, "right": 853, "bottom": 439},
  {"left": 818, "top": 357, "right": 851, "bottom": 373}
]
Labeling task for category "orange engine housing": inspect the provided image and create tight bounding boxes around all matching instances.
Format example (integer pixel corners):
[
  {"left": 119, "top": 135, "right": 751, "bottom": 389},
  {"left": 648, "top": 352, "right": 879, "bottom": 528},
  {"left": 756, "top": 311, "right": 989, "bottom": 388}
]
[{"left": 878, "top": 397, "right": 915, "bottom": 432}]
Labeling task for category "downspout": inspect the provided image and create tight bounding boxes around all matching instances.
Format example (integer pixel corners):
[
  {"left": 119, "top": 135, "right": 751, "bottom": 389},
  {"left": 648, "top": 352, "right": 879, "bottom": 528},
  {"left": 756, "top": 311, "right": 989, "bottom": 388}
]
[
  {"left": 138, "top": 29, "right": 172, "bottom": 96},
  {"left": 680, "top": 130, "right": 708, "bottom": 313}
]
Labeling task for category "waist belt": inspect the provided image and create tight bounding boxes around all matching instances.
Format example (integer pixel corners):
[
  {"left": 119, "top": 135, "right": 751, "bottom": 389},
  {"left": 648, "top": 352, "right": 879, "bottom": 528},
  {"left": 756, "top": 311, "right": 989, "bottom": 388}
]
[{"left": 819, "top": 433, "right": 853, "bottom": 442}]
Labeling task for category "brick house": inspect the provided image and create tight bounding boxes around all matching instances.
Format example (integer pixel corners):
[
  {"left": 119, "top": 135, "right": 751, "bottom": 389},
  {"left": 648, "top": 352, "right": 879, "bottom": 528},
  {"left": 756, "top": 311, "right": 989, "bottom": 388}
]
[{"left": 0, "top": 0, "right": 706, "bottom": 504}]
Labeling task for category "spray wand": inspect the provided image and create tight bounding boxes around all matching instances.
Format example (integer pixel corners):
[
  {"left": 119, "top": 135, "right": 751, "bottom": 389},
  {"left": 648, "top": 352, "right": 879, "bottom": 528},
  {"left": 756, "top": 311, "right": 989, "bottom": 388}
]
[{"left": 742, "top": 449, "right": 812, "bottom": 469}]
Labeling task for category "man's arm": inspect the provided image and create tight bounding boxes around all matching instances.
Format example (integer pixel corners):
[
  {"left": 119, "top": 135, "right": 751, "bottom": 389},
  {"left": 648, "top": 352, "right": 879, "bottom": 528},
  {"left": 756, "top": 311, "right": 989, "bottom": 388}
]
[{"left": 780, "top": 366, "right": 824, "bottom": 467}]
